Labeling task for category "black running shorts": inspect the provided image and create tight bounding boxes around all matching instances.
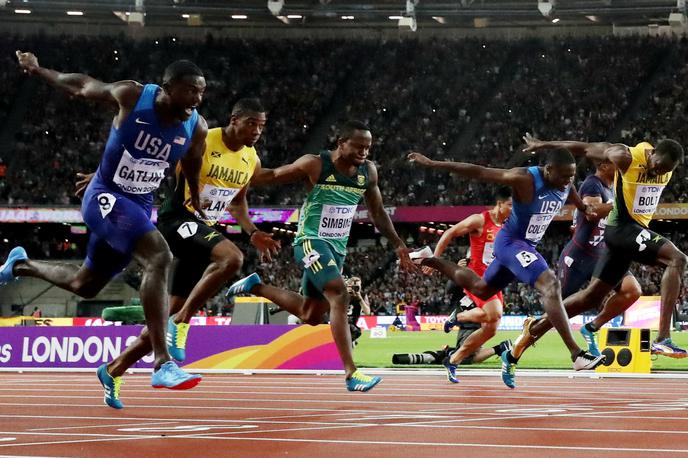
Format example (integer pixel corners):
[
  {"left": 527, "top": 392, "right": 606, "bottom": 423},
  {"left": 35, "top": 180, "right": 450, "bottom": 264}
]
[
  {"left": 593, "top": 222, "right": 667, "bottom": 287},
  {"left": 157, "top": 210, "right": 227, "bottom": 297}
]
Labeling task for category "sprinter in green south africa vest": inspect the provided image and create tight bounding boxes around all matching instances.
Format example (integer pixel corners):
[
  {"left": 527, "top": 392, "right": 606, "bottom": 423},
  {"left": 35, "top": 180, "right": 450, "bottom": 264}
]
[
  {"left": 294, "top": 150, "right": 368, "bottom": 255},
  {"left": 226, "top": 120, "right": 418, "bottom": 392}
]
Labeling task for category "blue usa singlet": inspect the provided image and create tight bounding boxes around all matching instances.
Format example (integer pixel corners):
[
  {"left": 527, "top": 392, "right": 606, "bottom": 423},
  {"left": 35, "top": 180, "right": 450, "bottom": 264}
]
[{"left": 93, "top": 84, "right": 198, "bottom": 211}]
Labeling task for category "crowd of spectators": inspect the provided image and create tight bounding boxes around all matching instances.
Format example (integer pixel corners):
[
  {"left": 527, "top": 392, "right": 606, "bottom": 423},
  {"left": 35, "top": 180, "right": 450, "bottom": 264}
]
[
  {"left": 3, "top": 34, "right": 688, "bottom": 206},
  {"left": 2, "top": 34, "right": 356, "bottom": 205},
  {"left": 3, "top": 33, "right": 688, "bottom": 319}
]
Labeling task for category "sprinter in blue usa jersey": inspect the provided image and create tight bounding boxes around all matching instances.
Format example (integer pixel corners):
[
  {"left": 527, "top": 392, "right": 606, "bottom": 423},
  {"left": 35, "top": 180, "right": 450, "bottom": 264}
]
[
  {"left": 0, "top": 51, "right": 208, "bottom": 405},
  {"left": 407, "top": 149, "right": 606, "bottom": 388}
]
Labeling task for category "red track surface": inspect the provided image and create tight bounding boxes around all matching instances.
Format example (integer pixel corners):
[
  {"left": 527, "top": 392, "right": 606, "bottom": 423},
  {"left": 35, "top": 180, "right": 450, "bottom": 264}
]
[{"left": 0, "top": 372, "right": 687, "bottom": 457}]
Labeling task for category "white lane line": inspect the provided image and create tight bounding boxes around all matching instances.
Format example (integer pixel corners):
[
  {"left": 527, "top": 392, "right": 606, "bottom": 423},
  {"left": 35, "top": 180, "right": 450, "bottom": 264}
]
[
  {"left": 160, "top": 434, "right": 688, "bottom": 453},
  {"left": 0, "top": 394, "right": 645, "bottom": 405},
  {"left": 28, "top": 421, "right": 179, "bottom": 432},
  {"left": 3, "top": 401, "right": 688, "bottom": 420},
  {"left": 0, "top": 435, "right": 159, "bottom": 449},
  {"left": 1, "top": 386, "right": 682, "bottom": 400}
]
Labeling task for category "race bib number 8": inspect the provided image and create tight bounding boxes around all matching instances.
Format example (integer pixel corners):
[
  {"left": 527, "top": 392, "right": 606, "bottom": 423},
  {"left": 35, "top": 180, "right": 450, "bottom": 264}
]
[
  {"left": 632, "top": 185, "right": 664, "bottom": 215},
  {"left": 318, "top": 204, "right": 357, "bottom": 239}
]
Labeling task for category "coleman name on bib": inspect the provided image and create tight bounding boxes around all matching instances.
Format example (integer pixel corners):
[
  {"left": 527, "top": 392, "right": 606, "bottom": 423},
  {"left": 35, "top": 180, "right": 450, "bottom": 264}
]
[
  {"left": 526, "top": 213, "right": 555, "bottom": 243},
  {"left": 113, "top": 149, "right": 169, "bottom": 194},
  {"left": 318, "top": 204, "right": 357, "bottom": 239}
]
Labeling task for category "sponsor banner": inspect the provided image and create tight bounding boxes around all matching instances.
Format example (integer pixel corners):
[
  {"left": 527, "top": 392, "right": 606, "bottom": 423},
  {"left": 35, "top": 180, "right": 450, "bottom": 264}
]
[
  {"left": 3, "top": 204, "right": 688, "bottom": 224},
  {"left": 0, "top": 324, "right": 340, "bottom": 370},
  {"left": 0, "top": 317, "right": 73, "bottom": 327},
  {"left": 71, "top": 316, "right": 232, "bottom": 326},
  {"left": 355, "top": 314, "right": 624, "bottom": 331},
  {"left": 0, "top": 207, "right": 300, "bottom": 224},
  {"left": 623, "top": 296, "right": 661, "bottom": 329},
  {"left": 354, "top": 206, "right": 488, "bottom": 223}
]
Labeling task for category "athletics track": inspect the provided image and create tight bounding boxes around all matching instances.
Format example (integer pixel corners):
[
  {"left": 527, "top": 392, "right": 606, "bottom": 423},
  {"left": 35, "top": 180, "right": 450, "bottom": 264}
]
[{"left": 0, "top": 371, "right": 687, "bottom": 457}]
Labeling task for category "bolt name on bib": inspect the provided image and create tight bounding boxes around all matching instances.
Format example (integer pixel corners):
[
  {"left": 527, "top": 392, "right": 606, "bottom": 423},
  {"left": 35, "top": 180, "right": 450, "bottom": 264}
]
[{"left": 633, "top": 185, "right": 665, "bottom": 215}]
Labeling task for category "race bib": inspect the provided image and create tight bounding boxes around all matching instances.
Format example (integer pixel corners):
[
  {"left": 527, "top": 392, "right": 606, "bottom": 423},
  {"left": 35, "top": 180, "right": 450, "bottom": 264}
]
[
  {"left": 632, "top": 185, "right": 664, "bottom": 216},
  {"left": 318, "top": 204, "right": 357, "bottom": 239},
  {"left": 193, "top": 184, "right": 240, "bottom": 223},
  {"left": 177, "top": 221, "right": 198, "bottom": 239},
  {"left": 516, "top": 250, "right": 538, "bottom": 268},
  {"left": 525, "top": 213, "right": 555, "bottom": 243},
  {"left": 97, "top": 193, "right": 116, "bottom": 218},
  {"left": 113, "top": 149, "right": 169, "bottom": 194},
  {"left": 302, "top": 250, "right": 321, "bottom": 269},
  {"left": 482, "top": 242, "right": 495, "bottom": 266}
]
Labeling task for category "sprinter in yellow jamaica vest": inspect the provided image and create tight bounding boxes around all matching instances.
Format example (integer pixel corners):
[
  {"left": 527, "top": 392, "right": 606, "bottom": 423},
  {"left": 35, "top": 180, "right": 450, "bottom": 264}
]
[
  {"left": 76, "top": 98, "right": 281, "bottom": 408},
  {"left": 518, "top": 134, "right": 687, "bottom": 358},
  {"left": 227, "top": 120, "right": 418, "bottom": 392}
]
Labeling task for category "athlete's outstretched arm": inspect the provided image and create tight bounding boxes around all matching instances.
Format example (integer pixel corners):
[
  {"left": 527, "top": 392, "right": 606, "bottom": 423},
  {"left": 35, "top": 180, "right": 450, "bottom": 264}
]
[
  {"left": 227, "top": 183, "right": 281, "bottom": 262},
  {"left": 179, "top": 116, "right": 209, "bottom": 219},
  {"left": 250, "top": 154, "right": 317, "bottom": 187},
  {"left": 434, "top": 215, "right": 483, "bottom": 258},
  {"left": 407, "top": 152, "right": 529, "bottom": 188},
  {"left": 15, "top": 51, "right": 141, "bottom": 108},
  {"left": 364, "top": 163, "right": 417, "bottom": 273},
  {"left": 567, "top": 185, "right": 599, "bottom": 220},
  {"left": 522, "top": 133, "right": 632, "bottom": 172}
]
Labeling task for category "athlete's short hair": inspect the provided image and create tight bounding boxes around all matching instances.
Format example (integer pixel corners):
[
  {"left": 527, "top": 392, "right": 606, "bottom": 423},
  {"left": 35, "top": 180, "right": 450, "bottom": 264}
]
[
  {"left": 655, "top": 139, "right": 684, "bottom": 164},
  {"left": 338, "top": 120, "right": 370, "bottom": 141},
  {"left": 231, "top": 98, "right": 266, "bottom": 117},
  {"left": 545, "top": 148, "right": 575, "bottom": 166},
  {"left": 495, "top": 186, "right": 511, "bottom": 202},
  {"left": 163, "top": 60, "right": 204, "bottom": 84}
]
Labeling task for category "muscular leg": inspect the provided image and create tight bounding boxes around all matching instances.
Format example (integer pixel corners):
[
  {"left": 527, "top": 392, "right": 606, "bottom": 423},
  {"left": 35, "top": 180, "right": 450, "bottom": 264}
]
[
  {"left": 455, "top": 307, "right": 488, "bottom": 323},
  {"left": 655, "top": 242, "right": 688, "bottom": 341},
  {"left": 109, "top": 296, "right": 187, "bottom": 377},
  {"left": 449, "top": 299, "right": 502, "bottom": 364},
  {"left": 322, "top": 277, "right": 356, "bottom": 378},
  {"left": 131, "top": 230, "right": 174, "bottom": 371},
  {"left": 175, "top": 240, "right": 243, "bottom": 323},
  {"left": 250, "top": 283, "right": 328, "bottom": 324},
  {"left": 534, "top": 269, "right": 581, "bottom": 358},
  {"left": 13, "top": 261, "right": 110, "bottom": 299},
  {"left": 471, "top": 347, "right": 497, "bottom": 363},
  {"left": 530, "top": 278, "right": 613, "bottom": 338},
  {"left": 590, "top": 275, "right": 642, "bottom": 330},
  {"left": 421, "top": 257, "right": 499, "bottom": 300}
]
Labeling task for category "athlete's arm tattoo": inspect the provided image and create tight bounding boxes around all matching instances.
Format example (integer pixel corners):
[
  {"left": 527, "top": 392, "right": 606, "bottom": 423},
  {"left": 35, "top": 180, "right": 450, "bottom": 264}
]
[{"left": 179, "top": 116, "right": 209, "bottom": 219}]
